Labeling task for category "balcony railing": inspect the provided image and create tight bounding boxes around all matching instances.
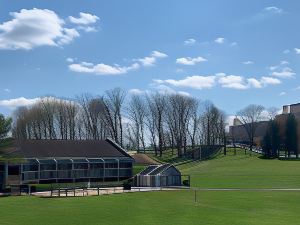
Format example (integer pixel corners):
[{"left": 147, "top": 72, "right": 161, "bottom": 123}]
[
  {"left": 20, "top": 158, "right": 133, "bottom": 183},
  {"left": 21, "top": 168, "right": 132, "bottom": 182}
]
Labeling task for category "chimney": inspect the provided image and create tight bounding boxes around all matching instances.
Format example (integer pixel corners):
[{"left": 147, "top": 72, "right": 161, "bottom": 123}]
[{"left": 282, "top": 105, "right": 290, "bottom": 114}]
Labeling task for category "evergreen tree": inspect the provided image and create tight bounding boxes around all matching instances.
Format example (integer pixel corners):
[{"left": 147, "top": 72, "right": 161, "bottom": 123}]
[
  {"left": 262, "top": 120, "right": 281, "bottom": 158},
  {"left": 262, "top": 129, "right": 271, "bottom": 157},
  {"left": 270, "top": 120, "right": 281, "bottom": 157},
  {"left": 285, "top": 114, "right": 298, "bottom": 158}
]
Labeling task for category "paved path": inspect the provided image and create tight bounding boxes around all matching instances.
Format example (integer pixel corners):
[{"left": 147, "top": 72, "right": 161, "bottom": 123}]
[
  {"left": 190, "top": 188, "right": 300, "bottom": 191},
  {"left": 31, "top": 187, "right": 180, "bottom": 197}
]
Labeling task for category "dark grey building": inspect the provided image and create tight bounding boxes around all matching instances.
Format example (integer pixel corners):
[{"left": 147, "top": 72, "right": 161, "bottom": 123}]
[{"left": 0, "top": 139, "right": 133, "bottom": 190}]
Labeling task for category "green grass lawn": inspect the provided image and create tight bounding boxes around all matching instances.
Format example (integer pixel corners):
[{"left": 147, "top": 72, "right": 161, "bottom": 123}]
[
  {"left": 1, "top": 190, "right": 300, "bottom": 225},
  {"left": 178, "top": 148, "right": 300, "bottom": 188},
  {"left": 148, "top": 149, "right": 194, "bottom": 165},
  {"left": 1, "top": 148, "right": 300, "bottom": 225},
  {"left": 132, "top": 164, "right": 147, "bottom": 175}
]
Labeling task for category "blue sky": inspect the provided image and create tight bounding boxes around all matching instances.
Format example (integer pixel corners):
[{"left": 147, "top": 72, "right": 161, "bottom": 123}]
[{"left": 1, "top": 0, "right": 300, "bottom": 117}]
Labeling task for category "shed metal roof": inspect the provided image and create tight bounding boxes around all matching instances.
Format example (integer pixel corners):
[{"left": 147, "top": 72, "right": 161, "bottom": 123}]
[{"left": 138, "top": 164, "right": 180, "bottom": 176}]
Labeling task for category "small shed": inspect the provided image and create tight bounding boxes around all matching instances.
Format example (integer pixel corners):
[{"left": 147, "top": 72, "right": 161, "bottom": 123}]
[{"left": 134, "top": 164, "right": 182, "bottom": 187}]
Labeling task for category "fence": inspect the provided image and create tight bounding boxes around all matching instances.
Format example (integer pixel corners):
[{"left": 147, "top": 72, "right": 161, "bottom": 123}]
[{"left": 185, "top": 145, "right": 223, "bottom": 160}]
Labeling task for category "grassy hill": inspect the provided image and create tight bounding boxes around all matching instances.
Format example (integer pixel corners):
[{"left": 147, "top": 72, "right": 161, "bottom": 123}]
[{"left": 178, "top": 148, "right": 300, "bottom": 188}]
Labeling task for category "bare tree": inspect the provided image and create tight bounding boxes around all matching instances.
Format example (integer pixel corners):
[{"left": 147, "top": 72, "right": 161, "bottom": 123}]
[
  {"left": 165, "top": 94, "right": 196, "bottom": 156},
  {"left": 104, "top": 88, "right": 126, "bottom": 146},
  {"left": 146, "top": 93, "right": 166, "bottom": 156},
  {"left": 127, "top": 94, "right": 146, "bottom": 152},
  {"left": 267, "top": 107, "right": 279, "bottom": 120},
  {"left": 237, "top": 104, "right": 265, "bottom": 153},
  {"left": 200, "top": 101, "right": 225, "bottom": 146},
  {"left": 0, "top": 114, "right": 12, "bottom": 141},
  {"left": 188, "top": 100, "right": 200, "bottom": 150}
]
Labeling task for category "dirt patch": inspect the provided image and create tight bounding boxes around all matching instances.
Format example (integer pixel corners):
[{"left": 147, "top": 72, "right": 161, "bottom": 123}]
[{"left": 132, "top": 154, "right": 160, "bottom": 165}]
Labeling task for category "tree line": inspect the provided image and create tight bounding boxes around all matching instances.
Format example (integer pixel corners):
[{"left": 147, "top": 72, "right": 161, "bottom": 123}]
[
  {"left": 262, "top": 113, "right": 298, "bottom": 158},
  {"left": 12, "top": 88, "right": 226, "bottom": 157},
  {"left": 232, "top": 104, "right": 298, "bottom": 158}
]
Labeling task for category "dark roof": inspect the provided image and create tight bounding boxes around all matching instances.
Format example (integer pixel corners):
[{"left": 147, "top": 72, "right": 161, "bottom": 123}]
[
  {"left": 139, "top": 165, "right": 158, "bottom": 175},
  {"left": 9, "top": 139, "right": 133, "bottom": 159},
  {"left": 138, "top": 164, "right": 181, "bottom": 176},
  {"left": 148, "top": 164, "right": 172, "bottom": 175}
]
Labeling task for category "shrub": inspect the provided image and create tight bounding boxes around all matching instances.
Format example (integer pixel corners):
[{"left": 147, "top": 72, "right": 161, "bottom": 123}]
[
  {"left": 182, "top": 180, "right": 190, "bottom": 186},
  {"left": 123, "top": 181, "right": 132, "bottom": 190}
]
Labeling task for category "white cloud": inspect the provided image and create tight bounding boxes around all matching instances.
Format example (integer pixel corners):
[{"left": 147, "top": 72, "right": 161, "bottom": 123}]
[
  {"left": 153, "top": 79, "right": 164, "bottom": 84},
  {"left": 137, "top": 51, "right": 167, "bottom": 67},
  {"left": 271, "top": 67, "right": 295, "bottom": 78},
  {"left": 153, "top": 84, "right": 191, "bottom": 96},
  {"left": 77, "top": 26, "right": 97, "bottom": 32},
  {"left": 0, "top": 97, "right": 40, "bottom": 108},
  {"left": 218, "top": 75, "right": 247, "bottom": 89},
  {"left": 247, "top": 78, "right": 262, "bottom": 88},
  {"left": 184, "top": 38, "right": 196, "bottom": 45},
  {"left": 177, "top": 91, "right": 190, "bottom": 97},
  {"left": 69, "top": 12, "right": 99, "bottom": 25},
  {"left": 214, "top": 37, "right": 225, "bottom": 44},
  {"left": 3, "top": 88, "right": 11, "bottom": 93},
  {"left": 269, "top": 65, "right": 278, "bottom": 71},
  {"left": 260, "top": 76, "right": 281, "bottom": 85},
  {"left": 280, "top": 60, "right": 289, "bottom": 65},
  {"left": 129, "top": 89, "right": 144, "bottom": 95},
  {"left": 242, "top": 61, "right": 254, "bottom": 65},
  {"left": 263, "top": 6, "right": 283, "bottom": 14},
  {"left": 230, "top": 42, "right": 237, "bottom": 46},
  {"left": 218, "top": 74, "right": 280, "bottom": 90},
  {"left": 66, "top": 58, "right": 74, "bottom": 63},
  {"left": 57, "top": 28, "right": 79, "bottom": 45},
  {"left": 129, "top": 86, "right": 190, "bottom": 97},
  {"left": 138, "top": 57, "right": 156, "bottom": 66},
  {"left": 153, "top": 73, "right": 280, "bottom": 92},
  {"left": 69, "top": 62, "right": 139, "bottom": 75},
  {"left": 151, "top": 50, "right": 167, "bottom": 58},
  {"left": 294, "top": 48, "right": 300, "bottom": 54},
  {"left": 176, "top": 56, "right": 207, "bottom": 65},
  {"left": 0, "top": 8, "right": 82, "bottom": 50},
  {"left": 283, "top": 49, "right": 290, "bottom": 54},
  {"left": 154, "top": 75, "right": 216, "bottom": 90},
  {"left": 279, "top": 91, "right": 286, "bottom": 96},
  {"left": 69, "top": 50, "right": 167, "bottom": 75},
  {"left": 250, "top": 6, "right": 284, "bottom": 23}
]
